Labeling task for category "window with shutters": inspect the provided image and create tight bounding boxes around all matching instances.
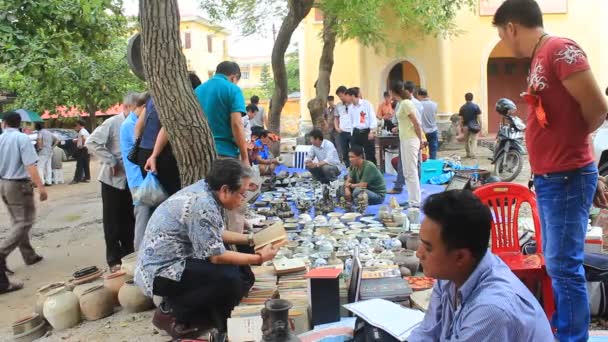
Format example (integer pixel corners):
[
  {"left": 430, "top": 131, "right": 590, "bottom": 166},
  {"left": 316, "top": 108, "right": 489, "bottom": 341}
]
[{"left": 184, "top": 32, "right": 191, "bottom": 49}]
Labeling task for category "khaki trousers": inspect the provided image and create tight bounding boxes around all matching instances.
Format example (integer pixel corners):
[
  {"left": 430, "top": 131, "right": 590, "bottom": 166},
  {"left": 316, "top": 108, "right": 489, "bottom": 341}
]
[
  {"left": 0, "top": 180, "right": 38, "bottom": 264},
  {"left": 464, "top": 130, "right": 479, "bottom": 158}
]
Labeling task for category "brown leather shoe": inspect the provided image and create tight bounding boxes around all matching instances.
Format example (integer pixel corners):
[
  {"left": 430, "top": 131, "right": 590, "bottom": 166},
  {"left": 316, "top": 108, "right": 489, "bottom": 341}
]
[{"left": 387, "top": 188, "right": 403, "bottom": 194}]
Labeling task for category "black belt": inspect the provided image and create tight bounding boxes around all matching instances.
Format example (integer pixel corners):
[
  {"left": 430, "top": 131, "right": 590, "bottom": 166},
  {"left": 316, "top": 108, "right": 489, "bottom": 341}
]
[
  {"left": 0, "top": 178, "right": 30, "bottom": 182},
  {"left": 353, "top": 128, "right": 371, "bottom": 134}
]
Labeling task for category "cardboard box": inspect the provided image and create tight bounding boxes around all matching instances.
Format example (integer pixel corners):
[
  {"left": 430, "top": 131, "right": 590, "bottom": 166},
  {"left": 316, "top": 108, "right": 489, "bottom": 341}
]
[{"left": 585, "top": 226, "right": 603, "bottom": 253}]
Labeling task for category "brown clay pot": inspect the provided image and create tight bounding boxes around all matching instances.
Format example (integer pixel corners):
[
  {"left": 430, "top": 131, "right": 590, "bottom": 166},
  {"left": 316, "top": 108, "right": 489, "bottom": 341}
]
[
  {"left": 103, "top": 270, "right": 126, "bottom": 305},
  {"left": 73, "top": 279, "right": 104, "bottom": 299},
  {"left": 35, "top": 282, "right": 65, "bottom": 318},
  {"left": 118, "top": 280, "right": 154, "bottom": 313},
  {"left": 12, "top": 313, "right": 48, "bottom": 342},
  {"left": 79, "top": 284, "right": 114, "bottom": 321},
  {"left": 120, "top": 252, "right": 138, "bottom": 280}
]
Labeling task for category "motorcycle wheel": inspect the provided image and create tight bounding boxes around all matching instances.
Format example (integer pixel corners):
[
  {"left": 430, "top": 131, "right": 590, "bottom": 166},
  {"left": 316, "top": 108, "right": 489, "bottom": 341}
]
[{"left": 494, "top": 150, "right": 523, "bottom": 182}]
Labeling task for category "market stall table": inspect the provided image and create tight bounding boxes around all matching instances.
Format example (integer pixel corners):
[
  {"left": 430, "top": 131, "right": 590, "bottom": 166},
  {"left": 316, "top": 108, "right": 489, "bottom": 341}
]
[{"left": 375, "top": 134, "right": 400, "bottom": 173}]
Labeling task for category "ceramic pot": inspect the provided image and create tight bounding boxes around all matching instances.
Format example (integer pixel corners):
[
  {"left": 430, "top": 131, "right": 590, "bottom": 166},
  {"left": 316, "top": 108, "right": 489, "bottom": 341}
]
[
  {"left": 118, "top": 280, "right": 154, "bottom": 313},
  {"left": 73, "top": 279, "right": 104, "bottom": 299},
  {"left": 12, "top": 314, "right": 48, "bottom": 342},
  {"left": 104, "top": 270, "right": 126, "bottom": 305},
  {"left": 399, "top": 266, "right": 412, "bottom": 277},
  {"left": 406, "top": 233, "right": 421, "bottom": 251},
  {"left": 12, "top": 313, "right": 44, "bottom": 336},
  {"left": 262, "top": 299, "right": 301, "bottom": 342},
  {"left": 121, "top": 252, "right": 138, "bottom": 280},
  {"left": 35, "top": 282, "right": 65, "bottom": 317},
  {"left": 392, "top": 212, "right": 407, "bottom": 226},
  {"left": 42, "top": 287, "right": 81, "bottom": 330},
  {"left": 394, "top": 250, "right": 419, "bottom": 275},
  {"left": 79, "top": 284, "right": 114, "bottom": 321}
]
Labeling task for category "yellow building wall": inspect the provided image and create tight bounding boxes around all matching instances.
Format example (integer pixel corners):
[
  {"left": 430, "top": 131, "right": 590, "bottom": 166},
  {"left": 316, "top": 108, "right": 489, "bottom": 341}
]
[
  {"left": 239, "top": 64, "right": 266, "bottom": 89},
  {"left": 179, "top": 20, "right": 228, "bottom": 82},
  {"left": 300, "top": 0, "right": 608, "bottom": 132}
]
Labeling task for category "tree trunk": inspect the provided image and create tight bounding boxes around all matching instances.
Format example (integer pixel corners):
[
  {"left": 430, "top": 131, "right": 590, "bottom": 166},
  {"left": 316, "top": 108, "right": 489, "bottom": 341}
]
[
  {"left": 140, "top": 0, "right": 216, "bottom": 187},
  {"left": 85, "top": 104, "right": 97, "bottom": 131},
  {"left": 268, "top": 0, "right": 314, "bottom": 138},
  {"left": 307, "top": 13, "right": 337, "bottom": 137}
]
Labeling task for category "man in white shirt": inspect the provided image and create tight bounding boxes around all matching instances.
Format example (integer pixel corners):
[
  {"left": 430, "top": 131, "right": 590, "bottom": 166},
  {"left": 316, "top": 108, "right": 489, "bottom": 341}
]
[
  {"left": 419, "top": 88, "right": 439, "bottom": 159},
  {"left": 86, "top": 111, "right": 135, "bottom": 272},
  {"left": 333, "top": 86, "right": 352, "bottom": 167},
  {"left": 305, "top": 129, "right": 341, "bottom": 184},
  {"left": 70, "top": 120, "right": 91, "bottom": 184},
  {"left": 35, "top": 123, "right": 59, "bottom": 186},
  {"left": 243, "top": 104, "right": 257, "bottom": 143},
  {"left": 346, "top": 87, "right": 378, "bottom": 164}
]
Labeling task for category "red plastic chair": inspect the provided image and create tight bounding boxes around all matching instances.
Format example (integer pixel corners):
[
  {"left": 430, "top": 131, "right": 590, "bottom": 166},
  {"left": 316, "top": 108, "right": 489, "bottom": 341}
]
[{"left": 473, "top": 182, "right": 555, "bottom": 323}]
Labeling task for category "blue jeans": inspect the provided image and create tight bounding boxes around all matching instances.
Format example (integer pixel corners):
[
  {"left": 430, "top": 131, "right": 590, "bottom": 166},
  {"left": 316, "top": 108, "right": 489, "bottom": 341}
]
[
  {"left": 425, "top": 131, "right": 439, "bottom": 160},
  {"left": 353, "top": 188, "right": 385, "bottom": 205},
  {"left": 534, "top": 162, "right": 597, "bottom": 342}
]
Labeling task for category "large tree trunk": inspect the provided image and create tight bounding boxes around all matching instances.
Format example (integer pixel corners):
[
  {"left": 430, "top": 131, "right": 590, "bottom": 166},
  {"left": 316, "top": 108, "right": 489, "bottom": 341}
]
[
  {"left": 268, "top": 0, "right": 314, "bottom": 137},
  {"left": 140, "top": 0, "right": 216, "bottom": 187},
  {"left": 307, "top": 13, "right": 337, "bottom": 137}
]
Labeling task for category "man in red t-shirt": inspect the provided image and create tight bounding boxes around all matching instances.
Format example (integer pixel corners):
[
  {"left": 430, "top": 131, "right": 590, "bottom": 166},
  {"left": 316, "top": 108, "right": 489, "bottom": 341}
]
[{"left": 493, "top": 1, "right": 608, "bottom": 340}]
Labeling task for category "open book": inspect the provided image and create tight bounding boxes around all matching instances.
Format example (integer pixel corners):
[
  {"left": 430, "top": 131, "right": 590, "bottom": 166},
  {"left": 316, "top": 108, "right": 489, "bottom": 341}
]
[{"left": 254, "top": 221, "right": 287, "bottom": 250}]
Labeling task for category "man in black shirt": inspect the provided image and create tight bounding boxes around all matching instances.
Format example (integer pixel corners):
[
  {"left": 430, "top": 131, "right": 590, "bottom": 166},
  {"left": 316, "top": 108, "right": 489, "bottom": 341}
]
[{"left": 458, "top": 93, "right": 482, "bottom": 158}]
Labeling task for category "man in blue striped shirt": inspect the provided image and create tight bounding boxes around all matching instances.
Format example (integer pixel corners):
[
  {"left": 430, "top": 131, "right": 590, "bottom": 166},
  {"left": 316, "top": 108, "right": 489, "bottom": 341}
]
[{"left": 409, "top": 190, "right": 553, "bottom": 342}]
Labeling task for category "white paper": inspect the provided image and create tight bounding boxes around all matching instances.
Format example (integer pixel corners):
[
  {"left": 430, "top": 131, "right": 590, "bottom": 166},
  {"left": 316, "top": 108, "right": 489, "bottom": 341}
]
[{"left": 343, "top": 298, "right": 425, "bottom": 341}]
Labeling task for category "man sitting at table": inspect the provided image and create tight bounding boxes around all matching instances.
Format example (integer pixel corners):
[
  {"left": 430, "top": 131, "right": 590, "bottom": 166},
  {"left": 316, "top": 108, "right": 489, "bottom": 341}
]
[
  {"left": 343, "top": 146, "right": 386, "bottom": 205},
  {"left": 305, "top": 128, "right": 341, "bottom": 183},
  {"left": 408, "top": 190, "right": 553, "bottom": 342}
]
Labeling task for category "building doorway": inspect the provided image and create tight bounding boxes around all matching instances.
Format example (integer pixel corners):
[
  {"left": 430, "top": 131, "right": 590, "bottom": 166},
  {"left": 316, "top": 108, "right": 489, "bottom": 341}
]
[
  {"left": 487, "top": 41, "right": 529, "bottom": 133},
  {"left": 387, "top": 60, "right": 421, "bottom": 91}
]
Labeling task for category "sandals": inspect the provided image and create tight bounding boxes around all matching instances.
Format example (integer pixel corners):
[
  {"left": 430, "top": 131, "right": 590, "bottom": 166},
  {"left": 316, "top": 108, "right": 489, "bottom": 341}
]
[{"left": 0, "top": 281, "right": 24, "bottom": 295}]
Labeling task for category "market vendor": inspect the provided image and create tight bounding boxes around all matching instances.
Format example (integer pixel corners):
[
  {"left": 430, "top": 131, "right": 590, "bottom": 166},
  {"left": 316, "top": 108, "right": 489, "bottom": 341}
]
[
  {"left": 343, "top": 146, "right": 386, "bottom": 205},
  {"left": 252, "top": 129, "right": 280, "bottom": 175},
  {"left": 134, "top": 159, "right": 278, "bottom": 339},
  {"left": 408, "top": 190, "right": 553, "bottom": 341},
  {"left": 305, "top": 128, "right": 341, "bottom": 183}
]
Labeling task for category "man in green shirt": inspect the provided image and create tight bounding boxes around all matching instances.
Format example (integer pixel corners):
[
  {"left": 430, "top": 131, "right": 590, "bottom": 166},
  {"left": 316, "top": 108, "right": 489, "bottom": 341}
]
[{"left": 344, "top": 146, "right": 386, "bottom": 205}]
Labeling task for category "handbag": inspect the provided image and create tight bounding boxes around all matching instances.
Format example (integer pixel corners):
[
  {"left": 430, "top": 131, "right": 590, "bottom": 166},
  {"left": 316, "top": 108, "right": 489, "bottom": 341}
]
[
  {"left": 467, "top": 120, "right": 481, "bottom": 134},
  {"left": 127, "top": 137, "right": 141, "bottom": 164}
]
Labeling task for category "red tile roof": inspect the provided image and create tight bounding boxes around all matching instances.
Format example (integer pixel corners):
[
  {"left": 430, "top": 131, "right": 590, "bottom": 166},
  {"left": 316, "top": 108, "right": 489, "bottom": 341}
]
[{"left": 41, "top": 103, "right": 123, "bottom": 119}]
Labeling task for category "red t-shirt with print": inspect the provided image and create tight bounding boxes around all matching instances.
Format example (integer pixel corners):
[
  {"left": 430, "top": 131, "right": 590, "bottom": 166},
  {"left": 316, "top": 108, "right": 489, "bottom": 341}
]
[{"left": 526, "top": 36, "right": 593, "bottom": 174}]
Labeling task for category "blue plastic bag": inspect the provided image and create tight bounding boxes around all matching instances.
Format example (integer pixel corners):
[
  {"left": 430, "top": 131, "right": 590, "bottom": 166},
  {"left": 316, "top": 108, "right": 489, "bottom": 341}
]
[{"left": 134, "top": 173, "right": 168, "bottom": 207}]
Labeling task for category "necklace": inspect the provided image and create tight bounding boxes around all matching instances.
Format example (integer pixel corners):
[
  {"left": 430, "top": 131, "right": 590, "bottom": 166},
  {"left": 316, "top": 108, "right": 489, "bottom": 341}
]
[{"left": 530, "top": 32, "right": 549, "bottom": 66}]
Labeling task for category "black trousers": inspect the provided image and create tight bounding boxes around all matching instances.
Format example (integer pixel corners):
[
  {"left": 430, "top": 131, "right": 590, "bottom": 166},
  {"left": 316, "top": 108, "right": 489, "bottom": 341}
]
[
  {"left": 338, "top": 132, "right": 352, "bottom": 167},
  {"left": 351, "top": 128, "right": 377, "bottom": 164},
  {"left": 101, "top": 182, "right": 135, "bottom": 267},
  {"left": 137, "top": 145, "right": 181, "bottom": 197},
  {"left": 0, "top": 260, "right": 8, "bottom": 290},
  {"left": 73, "top": 148, "right": 90, "bottom": 181},
  {"left": 153, "top": 259, "right": 255, "bottom": 330}
]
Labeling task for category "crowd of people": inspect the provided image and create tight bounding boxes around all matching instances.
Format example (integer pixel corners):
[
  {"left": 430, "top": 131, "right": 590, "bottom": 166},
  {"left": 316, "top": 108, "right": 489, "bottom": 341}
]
[{"left": 3, "top": 0, "right": 608, "bottom": 340}]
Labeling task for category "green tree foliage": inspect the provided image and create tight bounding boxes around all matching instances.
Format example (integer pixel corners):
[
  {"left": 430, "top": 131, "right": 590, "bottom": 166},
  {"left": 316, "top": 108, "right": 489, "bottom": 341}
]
[
  {"left": 0, "top": 0, "right": 126, "bottom": 76},
  {"left": 257, "top": 50, "right": 299, "bottom": 100},
  {"left": 0, "top": 1, "right": 143, "bottom": 124}
]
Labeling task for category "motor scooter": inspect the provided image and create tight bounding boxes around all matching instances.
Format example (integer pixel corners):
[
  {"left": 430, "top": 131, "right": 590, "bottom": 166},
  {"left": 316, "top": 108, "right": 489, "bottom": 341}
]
[{"left": 491, "top": 113, "right": 526, "bottom": 181}]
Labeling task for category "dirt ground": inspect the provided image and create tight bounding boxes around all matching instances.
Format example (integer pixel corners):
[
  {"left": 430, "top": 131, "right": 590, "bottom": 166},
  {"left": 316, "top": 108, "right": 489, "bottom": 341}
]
[{"left": 0, "top": 143, "right": 528, "bottom": 341}]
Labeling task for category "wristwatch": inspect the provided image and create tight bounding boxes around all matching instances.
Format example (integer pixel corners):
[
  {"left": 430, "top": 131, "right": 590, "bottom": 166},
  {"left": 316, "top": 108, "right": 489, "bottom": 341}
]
[{"left": 248, "top": 232, "right": 255, "bottom": 247}]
